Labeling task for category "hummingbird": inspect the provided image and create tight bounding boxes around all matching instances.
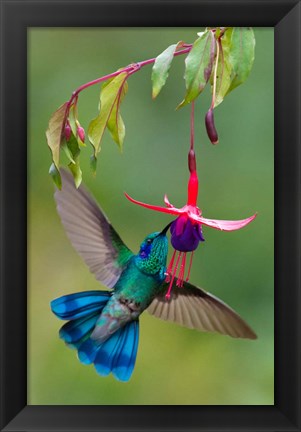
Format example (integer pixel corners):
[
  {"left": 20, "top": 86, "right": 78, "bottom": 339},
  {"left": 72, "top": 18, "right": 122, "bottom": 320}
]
[{"left": 51, "top": 170, "right": 257, "bottom": 382}]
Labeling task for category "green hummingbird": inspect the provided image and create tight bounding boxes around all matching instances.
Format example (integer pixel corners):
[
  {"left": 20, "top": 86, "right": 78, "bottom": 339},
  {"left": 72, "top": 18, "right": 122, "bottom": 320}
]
[{"left": 51, "top": 170, "right": 257, "bottom": 382}]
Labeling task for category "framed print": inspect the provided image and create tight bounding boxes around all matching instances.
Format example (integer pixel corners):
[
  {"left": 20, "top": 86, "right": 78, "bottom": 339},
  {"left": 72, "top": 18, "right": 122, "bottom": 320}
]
[{"left": 0, "top": 0, "right": 300, "bottom": 431}]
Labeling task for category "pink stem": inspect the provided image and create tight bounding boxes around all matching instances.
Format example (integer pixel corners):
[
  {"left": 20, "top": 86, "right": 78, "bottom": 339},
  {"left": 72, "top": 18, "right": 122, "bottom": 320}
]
[
  {"left": 60, "top": 46, "right": 193, "bottom": 138},
  {"left": 66, "top": 47, "right": 192, "bottom": 113}
]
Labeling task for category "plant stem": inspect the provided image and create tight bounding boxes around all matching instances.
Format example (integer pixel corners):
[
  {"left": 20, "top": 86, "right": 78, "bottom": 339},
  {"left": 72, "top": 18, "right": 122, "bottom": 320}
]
[
  {"left": 67, "top": 46, "right": 192, "bottom": 110},
  {"left": 190, "top": 101, "right": 195, "bottom": 151},
  {"left": 61, "top": 46, "right": 193, "bottom": 137}
]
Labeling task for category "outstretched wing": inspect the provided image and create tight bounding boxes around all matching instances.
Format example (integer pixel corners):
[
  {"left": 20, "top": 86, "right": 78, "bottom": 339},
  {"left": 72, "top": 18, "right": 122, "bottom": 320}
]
[
  {"left": 147, "top": 280, "right": 257, "bottom": 339},
  {"left": 54, "top": 170, "right": 133, "bottom": 288}
]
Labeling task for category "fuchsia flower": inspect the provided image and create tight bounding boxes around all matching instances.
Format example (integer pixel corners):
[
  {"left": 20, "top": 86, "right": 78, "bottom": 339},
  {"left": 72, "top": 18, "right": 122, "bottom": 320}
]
[{"left": 125, "top": 151, "right": 257, "bottom": 299}]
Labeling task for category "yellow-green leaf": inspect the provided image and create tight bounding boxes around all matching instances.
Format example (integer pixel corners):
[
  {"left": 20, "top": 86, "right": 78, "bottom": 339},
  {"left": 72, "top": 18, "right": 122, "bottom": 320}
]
[
  {"left": 68, "top": 104, "right": 78, "bottom": 136},
  {"left": 152, "top": 41, "right": 183, "bottom": 99},
  {"left": 178, "top": 31, "right": 215, "bottom": 108},
  {"left": 106, "top": 80, "right": 128, "bottom": 150},
  {"left": 88, "top": 73, "right": 128, "bottom": 156},
  {"left": 68, "top": 157, "right": 82, "bottom": 188},
  {"left": 46, "top": 102, "right": 68, "bottom": 168},
  {"left": 213, "top": 42, "right": 232, "bottom": 108}
]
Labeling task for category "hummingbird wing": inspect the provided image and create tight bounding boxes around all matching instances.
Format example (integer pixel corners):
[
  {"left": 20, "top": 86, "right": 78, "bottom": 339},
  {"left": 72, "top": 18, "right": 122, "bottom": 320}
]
[
  {"left": 147, "top": 280, "right": 257, "bottom": 340},
  {"left": 54, "top": 170, "right": 133, "bottom": 288}
]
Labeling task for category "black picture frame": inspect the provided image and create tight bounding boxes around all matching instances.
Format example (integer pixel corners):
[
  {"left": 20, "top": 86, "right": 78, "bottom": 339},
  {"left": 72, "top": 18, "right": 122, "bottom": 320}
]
[{"left": 1, "top": 0, "right": 300, "bottom": 431}]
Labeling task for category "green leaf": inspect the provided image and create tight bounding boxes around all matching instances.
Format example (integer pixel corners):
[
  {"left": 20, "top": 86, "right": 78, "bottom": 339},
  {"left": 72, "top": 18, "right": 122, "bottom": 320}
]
[
  {"left": 68, "top": 104, "right": 86, "bottom": 148},
  {"left": 90, "top": 154, "right": 97, "bottom": 176},
  {"left": 68, "top": 157, "right": 82, "bottom": 188},
  {"left": 66, "top": 132, "right": 80, "bottom": 160},
  {"left": 68, "top": 104, "right": 78, "bottom": 136},
  {"left": 213, "top": 40, "right": 233, "bottom": 107},
  {"left": 178, "top": 31, "right": 215, "bottom": 108},
  {"left": 151, "top": 41, "right": 184, "bottom": 99},
  {"left": 106, "top": 80, "right": 128, "bottom": 149},
  {"left": 88, "top": 72, "right": 128, "bottom": 156},
  {"left": 62, "top": 132, "right": 82, "bottom": 186},
  {"left": 62, "top": 141, "right": 75, "bottom": 164},
  {"left": 226, "top": 27, "right": 255, "bottom": 95},
  {"left": 49, "top": 162, "right": 62, "bottom": 189},
  {"left": 46, "top": 102, "right": 68, "bottom": 168}
]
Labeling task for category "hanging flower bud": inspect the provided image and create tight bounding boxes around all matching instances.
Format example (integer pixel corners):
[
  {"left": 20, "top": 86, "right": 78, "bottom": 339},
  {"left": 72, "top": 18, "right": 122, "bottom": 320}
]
[
  {"left": 64, "top": 121, "right": 71, "bottom": 142},
  {"left": 205, "top": 108, "right": 219, "bottom": 145},
  {"left": 188, "top": 149, "right": 197, "bottom": 173},
  {"left": 77, "top": 125, "right": 85, "bottom": 143}
]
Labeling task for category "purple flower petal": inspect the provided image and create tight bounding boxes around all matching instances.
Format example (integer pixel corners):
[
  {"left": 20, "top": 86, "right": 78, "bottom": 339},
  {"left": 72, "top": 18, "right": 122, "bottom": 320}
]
[
  {"left": 194, "top": 224, "right": 205, "bottom": 242},
  {"left": 170, "top": 218, "right": 202, "bottom": 252}
]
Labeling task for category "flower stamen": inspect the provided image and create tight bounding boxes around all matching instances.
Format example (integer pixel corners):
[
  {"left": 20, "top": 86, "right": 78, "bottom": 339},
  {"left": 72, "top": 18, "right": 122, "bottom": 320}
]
[
  {"left": 165, "top": 249, "right": 177, "bottom": 283},
  {"left": 176, "top": 253, "right": 187, "bottom": 287},
  {"left": 186, "top": 251, "right": 194, "bottom": 282},
  {"left": 165, "top": 252, "right": 182, "bottom": 299}
]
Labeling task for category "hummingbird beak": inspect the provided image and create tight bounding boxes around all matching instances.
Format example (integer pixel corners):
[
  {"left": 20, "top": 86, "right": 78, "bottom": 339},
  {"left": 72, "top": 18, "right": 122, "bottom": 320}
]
[{"left": 160, "top": 221, "right": 173, "bottom": 236}]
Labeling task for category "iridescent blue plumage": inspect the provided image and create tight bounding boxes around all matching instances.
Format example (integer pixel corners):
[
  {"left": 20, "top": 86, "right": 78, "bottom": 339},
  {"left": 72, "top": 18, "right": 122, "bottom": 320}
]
[
  {"left": 51, "top": 289, "right": 140, "bottom": 381},
  {"left": 51, "top": 291, "right": 111, "bottom": 320},
  {"left": 51, "top": 170, "right": 257, "bottom": 382}
]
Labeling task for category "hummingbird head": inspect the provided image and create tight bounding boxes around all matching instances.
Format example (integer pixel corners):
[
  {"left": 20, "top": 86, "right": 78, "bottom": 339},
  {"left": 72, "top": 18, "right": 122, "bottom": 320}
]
[{"left": 136, "top": 222, "right": 172, "bottom": 276}]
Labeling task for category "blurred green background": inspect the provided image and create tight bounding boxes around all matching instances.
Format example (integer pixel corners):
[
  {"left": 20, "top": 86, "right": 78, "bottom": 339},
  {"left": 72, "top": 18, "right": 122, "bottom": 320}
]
[{"left": 28, "top": 28, "right": 274, "bottom": 405}]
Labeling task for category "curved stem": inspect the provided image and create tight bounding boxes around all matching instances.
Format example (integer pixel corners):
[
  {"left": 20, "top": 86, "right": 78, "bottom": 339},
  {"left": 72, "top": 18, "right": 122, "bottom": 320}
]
[
  {"left": 66, "top": 47, "right": 192, "bottom": 111},
  {"left": 61, "top": 46, "right": 193, "bottom": 135}
]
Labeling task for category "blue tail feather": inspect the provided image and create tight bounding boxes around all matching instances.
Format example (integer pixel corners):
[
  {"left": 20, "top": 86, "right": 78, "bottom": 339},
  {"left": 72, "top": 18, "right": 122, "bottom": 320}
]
[
  {"left": 112, "top": 320, "right": 139, "bottom": 381},
  {"left": 59, "top": 312, "right": 100, "bottom": 343},
  {"left": 78, "top": 338, "right": 99, "bottom": 365},
  {"left": 92, "top": 320, "right": 139, "bottom": 381},
  {"left": 77, "top": 320, "right": 140, "bottom": 381},
  {"left": 51, "top": 290, "right": 140, "bottom": 381},
  {"left": 94, "top": 329, "right": 126, "bottom": 376},
  {"left": 51, "top": 290, "right": 111, "bottom": 320}
]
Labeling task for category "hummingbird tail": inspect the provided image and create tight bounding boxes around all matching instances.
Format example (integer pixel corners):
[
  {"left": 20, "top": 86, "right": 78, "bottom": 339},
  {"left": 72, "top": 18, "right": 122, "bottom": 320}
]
[
  {"left": 51, "top": 290, "right": 140, "bottom": 381},
  {"left": 51, "top": 290, "right": 111, "bottom": 321},
  {"left": 78, "top": 319, "right": 139, "bottom": 382}
]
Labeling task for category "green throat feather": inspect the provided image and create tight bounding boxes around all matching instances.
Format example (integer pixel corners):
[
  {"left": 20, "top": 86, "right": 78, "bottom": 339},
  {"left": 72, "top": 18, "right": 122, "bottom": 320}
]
[{"left": 135, "top": 232, "right": 168, "bottom": 278}]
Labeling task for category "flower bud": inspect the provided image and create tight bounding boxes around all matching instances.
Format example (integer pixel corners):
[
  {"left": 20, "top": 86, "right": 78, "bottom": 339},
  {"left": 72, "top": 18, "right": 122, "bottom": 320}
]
[
  {"left": 205, "top": 108, "right": 219, "bottom": 144},
  {"left": 188, "top": 149, "right": 197, "bottom": 173},
  {"left": 64, "top": 121, "right": 71, "bottom": 141},
  {"left": 77, "top": 125, "right": 85, "bottom": 143}
]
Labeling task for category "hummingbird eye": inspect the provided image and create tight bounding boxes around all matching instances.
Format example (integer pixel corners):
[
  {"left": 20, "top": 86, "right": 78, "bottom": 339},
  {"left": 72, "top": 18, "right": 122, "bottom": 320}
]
[{"left": 146, "top": 238, "right": 153, "bottom": 244}]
